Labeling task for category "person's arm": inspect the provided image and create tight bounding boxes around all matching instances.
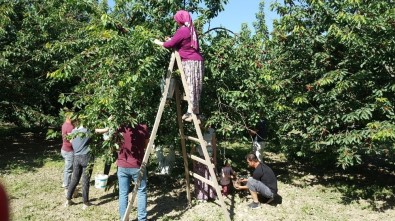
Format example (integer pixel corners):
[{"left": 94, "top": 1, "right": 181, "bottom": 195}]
[
  {"left": 247, "top": 128, "right": 257, "bottom": 136},
  {"left": 231, "top": 168, "right": 237, "bottom": 178},
  {"left": 154, "top": 28, "right": 187, "bottom": 48},
  {"left": 235, "top": 185, "right": 248, "bottom": 190},
  {"left": 95, "top": 128, "right": 109, "bottom": 134},
  {"left": 239, "top": 177, "right": 249, "bottom": 182},
  {"left": 153, "top": 39, "right": 164, "bottom": 46}
]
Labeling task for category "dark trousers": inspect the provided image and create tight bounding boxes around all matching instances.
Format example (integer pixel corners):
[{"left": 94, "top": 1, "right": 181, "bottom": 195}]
[
  {"left": 67, "top": 154, "right": 92, "bottom": 203},
  {"left": 103, "top": 151, "right": 118, "bottom": 175}
]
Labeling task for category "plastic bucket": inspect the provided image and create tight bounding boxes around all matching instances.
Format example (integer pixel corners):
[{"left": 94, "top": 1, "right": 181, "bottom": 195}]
[{"left": 95, "top": 174, "right": 108, "bottom": 189}]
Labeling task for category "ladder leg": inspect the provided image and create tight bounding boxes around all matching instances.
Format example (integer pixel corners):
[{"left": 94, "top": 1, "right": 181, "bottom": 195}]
[
  {"left": 175, "top": 82, "right": 192, "bottom": 205},
  {"left": 122, "top": 53, "right": 176, "bottom": 221}
]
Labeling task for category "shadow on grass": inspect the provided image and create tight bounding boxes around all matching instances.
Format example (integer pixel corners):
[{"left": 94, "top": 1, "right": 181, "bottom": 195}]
[
  {"left": 218, "top": 141, "right": 394, "bottom": 212},
  {"left": 0, "top": 127, "right": 61, "bottom": 174},
  {"left": 3, "top": 128, "right": 394, "bottom": 214},
  {"left": 148, "top": 174, "right": 189, "bottom": 220},
  {"left": 266, "top": 153, "right": 395, "bottom": 212}
]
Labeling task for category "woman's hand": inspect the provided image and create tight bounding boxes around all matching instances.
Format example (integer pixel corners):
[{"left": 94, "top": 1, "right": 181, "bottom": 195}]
[{"left": 153, "top": 39, "right": 163, "bottom": 46}]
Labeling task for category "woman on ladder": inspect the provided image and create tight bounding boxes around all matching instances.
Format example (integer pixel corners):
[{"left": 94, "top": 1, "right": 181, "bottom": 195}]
[{"left": 154, "top": 10, "right": 204, "bottom": 122}]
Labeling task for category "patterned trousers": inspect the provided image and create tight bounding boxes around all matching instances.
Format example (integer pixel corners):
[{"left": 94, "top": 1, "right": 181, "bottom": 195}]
[{"left": 182, "top": 60, "right": 204, "bottom": 114}]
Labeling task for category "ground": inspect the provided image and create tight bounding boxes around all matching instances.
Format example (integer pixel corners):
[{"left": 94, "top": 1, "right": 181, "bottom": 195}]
[{"left": 0, "top": 130, "right": 394, "bottom": 220}]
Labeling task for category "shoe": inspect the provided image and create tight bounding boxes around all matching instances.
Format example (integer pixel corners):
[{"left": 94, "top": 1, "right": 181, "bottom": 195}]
[
  {"left": 182, "top": 112, "right": 191, "bottom": 120},
  {"left": 182, "top": 112, "right": 193, "bottom": 122},
  {"left": 266, "top": 197, "right": 274, "bottom": 204},
  {"left": 64, "top": 199, "right": 74, "bottom": 207},
  {"left": 197, "top": 199, "right": 207, "bottom": 203},
  {"left": 248, "top": 201, "right": 260, "bottom": 209},
  {"left": 184, "top": 115, "right": 193, "bottom": 122},
  {"left": 82, "top": 202, "right": 92, "bottom": 210}
]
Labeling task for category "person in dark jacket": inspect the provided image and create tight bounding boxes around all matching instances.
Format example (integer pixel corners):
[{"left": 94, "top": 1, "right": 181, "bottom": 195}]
[{"left": 235, "top": 153, "right": 278, "bottom": 209}]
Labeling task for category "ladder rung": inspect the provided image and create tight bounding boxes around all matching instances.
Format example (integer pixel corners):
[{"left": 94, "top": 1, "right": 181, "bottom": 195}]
[
  {"left": 189, "top": 171, "right": 219, "bottom": 188},
  {"left": 185, "top": 136, "right": 205, "bottom": 144},
  {"left": 189, "top": 154, "right": 215, "bottom": 168}
]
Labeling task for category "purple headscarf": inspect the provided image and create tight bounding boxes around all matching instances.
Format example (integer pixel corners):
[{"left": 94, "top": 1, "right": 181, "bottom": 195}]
[{"left": 174, "top": 10, "right": 199, "bottom": 50}]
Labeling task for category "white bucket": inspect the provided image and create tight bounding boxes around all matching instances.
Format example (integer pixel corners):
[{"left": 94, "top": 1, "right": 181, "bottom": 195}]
[{"left": 95, "top": 174, "right": 108, "bottom": 189}]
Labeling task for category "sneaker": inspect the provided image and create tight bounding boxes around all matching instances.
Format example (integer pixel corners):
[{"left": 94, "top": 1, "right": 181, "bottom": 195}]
[
  {"left": 184, "top": 115, "right": 193, "bottom": 122},
  {"left": 248, "top": 201, "right": 260, "bottom": 209},
  {"left": 197, "top": 199, "right": 207, "bottom": 203},
  {"left": 64, "top": 199, "right": 74, "bottom": 207},
  {"left": 82, "top": 202, "right": 92, "bottom": 210},
  {"left": 266, "top": 197, "right": 274, "bottom": 204},
  {"left": 182, "top": 112, "right": 192, "bottom": 121}
]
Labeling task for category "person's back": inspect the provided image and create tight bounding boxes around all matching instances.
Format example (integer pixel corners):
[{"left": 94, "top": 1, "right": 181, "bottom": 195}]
[
  {"left": 163, "top": 26, "right": 203, "bottom": 61},
  {"left": 253, "top": 163, "right": 278, "bottom": 195},
  {"left": 62, "top": 120, "right": 74, "bottom": 151},
  {"left": 71, "top": 126, "right": 90, "bottom": 155},
  {"left": 220, "top": 165, "right": 234, "bottom": 186},
  {"left": 65, "top": 125, "right": 92, "bottom": 209},
  {"left": 255, "top": 119, "right": 266, "bottom": 142},
  {"left": 117, "top": 123, "right": 150, "bottom": 221},
  {"left": 117, "top": 124, "right": 149, "bottom": 168}
]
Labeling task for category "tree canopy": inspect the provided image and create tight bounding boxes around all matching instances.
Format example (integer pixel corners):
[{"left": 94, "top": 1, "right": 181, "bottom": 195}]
[{"left": 1, "top": 0, "right": 394, "bottom": 168}]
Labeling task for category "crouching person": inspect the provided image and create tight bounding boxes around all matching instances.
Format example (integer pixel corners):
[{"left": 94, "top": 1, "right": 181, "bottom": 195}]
[{"left": 235, "top": 153, "right": 277, "bottom": 209}]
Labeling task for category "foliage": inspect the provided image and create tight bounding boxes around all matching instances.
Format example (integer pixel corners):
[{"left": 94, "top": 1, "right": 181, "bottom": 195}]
[
  {"left": 202, "top": 1, "right": 273, "bottom": 140},
  {"left": 0, "top": 0, "right": 99, "bottom": 127},
  {"left": 46, "top": 0, "right": 231, "bottom": 159},
  {"left": 2, "top": 0, "right": 394, "bottom": 169},
  {"left": 267, "top": 0, "right": 395, "bottom": 168}
]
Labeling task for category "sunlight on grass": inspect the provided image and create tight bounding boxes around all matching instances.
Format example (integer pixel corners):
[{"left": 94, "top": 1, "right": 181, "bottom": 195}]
[{"left": 1, "top": 133, "right": 394, "bottom": 220}]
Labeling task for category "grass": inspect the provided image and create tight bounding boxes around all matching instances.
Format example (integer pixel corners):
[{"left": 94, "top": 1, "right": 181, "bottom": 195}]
[{"left": 1, "top": 129, "right": 394, "bottom": 220}]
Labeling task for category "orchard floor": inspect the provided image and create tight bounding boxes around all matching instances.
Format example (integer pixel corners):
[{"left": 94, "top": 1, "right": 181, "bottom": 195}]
[{"left": 1, "top": 130, "right": 394, "bottom": 221}]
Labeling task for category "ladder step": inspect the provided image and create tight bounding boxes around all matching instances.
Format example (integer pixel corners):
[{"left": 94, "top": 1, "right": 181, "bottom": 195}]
[
  {"left": 185, "top": 136, "right": 205, "bottom": 143},
  {"left": 189, "top": 154, "right": 215, "bottom": 168},
  {"left": 189, "top": 171, "right": 219, "bottom": 188}
]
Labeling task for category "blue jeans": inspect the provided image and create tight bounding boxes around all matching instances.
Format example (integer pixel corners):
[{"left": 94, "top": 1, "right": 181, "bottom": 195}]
[
  {"left": 247, "top": 177, "right": 274, "bottom": 199},
  {"left": 61, "top": 149, "right": 74, "bottom": 188},
  {"left": 117, "top": 167, "right": 147, "bottom": 221}
]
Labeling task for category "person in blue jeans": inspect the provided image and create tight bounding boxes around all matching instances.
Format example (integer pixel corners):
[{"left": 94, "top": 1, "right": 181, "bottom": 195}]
[
  {"left": 97, "top": 123, "right": 150, "bottom": 220},
  {"left": 117, "top": 124, "right": 149, "bottom": 220},
  {"left": 235, "top": 153, "right": 278, "bottom": 209},
  {"left": 61, "top": 113, "right": 74, "bottom": 193}
]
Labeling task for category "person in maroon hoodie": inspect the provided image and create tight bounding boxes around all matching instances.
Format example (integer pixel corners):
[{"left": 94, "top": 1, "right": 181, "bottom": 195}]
[
  {"left": 154, "top": 10, "right": 204, "bottom": 122},
  {"left": 96, "top": 121, "right": 150, "bottom": 220},
  {"left": 0, "top": 183, "right": 10, "bottom": 221},
  {"left": 61, "top": 113, "right": 74, "bottom": 193}
]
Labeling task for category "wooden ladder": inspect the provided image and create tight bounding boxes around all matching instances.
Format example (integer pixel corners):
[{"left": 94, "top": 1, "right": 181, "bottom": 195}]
[{"left": 122, "top": 51, "right": 230, "bottom": 221}]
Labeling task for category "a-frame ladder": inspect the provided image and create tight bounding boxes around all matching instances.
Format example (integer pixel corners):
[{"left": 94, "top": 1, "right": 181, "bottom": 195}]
[{"left": 122, "top": 51, "right": 230, "bottom": 221}]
